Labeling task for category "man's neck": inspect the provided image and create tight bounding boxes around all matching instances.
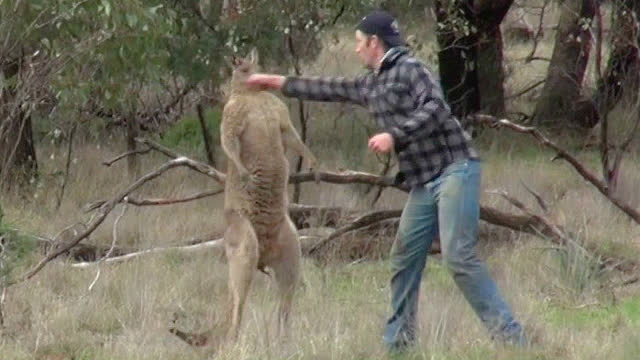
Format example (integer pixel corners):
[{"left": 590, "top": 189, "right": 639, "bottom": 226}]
[{"left": 375, "top": 48, "right": 394, "bottom": 71}]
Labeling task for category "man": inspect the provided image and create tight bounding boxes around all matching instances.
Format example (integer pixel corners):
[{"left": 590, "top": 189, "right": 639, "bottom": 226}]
[{"left": 246, "top": 10, "right": 526, "bottom": 350}]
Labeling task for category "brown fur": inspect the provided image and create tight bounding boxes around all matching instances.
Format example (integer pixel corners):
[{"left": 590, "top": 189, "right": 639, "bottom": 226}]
[{"left": 171, "top": 48, "right": 317, "bottom": 348}]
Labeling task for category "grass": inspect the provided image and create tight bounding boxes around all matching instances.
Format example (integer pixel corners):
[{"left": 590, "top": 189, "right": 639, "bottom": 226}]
[{"left": 1, "top": 3, "right": 640, "bottom": 360}]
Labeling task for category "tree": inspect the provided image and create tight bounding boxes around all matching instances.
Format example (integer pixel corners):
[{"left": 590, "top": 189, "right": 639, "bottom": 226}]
[
  {"left": 434, "top": 0, "right": 513, "bottom": 118},
  {"left": 533, "top": 0, "right": 598, "bottom": 125}
]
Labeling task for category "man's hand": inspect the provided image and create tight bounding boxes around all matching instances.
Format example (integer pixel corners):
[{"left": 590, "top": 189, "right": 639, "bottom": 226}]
[
  {"left": 368, "top": 133, "right": 394, "bottom": 154},
  {"left": 245, "top": 74, "right": 286, "bottom": 91}
]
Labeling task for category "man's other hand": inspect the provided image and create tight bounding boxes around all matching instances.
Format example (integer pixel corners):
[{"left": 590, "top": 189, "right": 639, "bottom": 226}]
[{"left": 368, "top": 133, "right": 394, "bottom": 153}]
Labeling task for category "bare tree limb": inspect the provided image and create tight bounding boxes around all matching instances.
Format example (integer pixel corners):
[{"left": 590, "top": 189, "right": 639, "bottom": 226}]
[
  {"left": 6, "top": 157, "right": 216, "bottom": 286},
  {"left": 84, "top": 189, "right": 224, "bottom": 212},
  {"left": 72, "top": 238, "right": 224, "bottom": 268},
  {"left": 468, "top": 114, "right": 640, "bottom": 224},
  {"left": 87, "top": 203, "right": 127, "bottom": 291},
  {"left": 102, "top": 147, "right": 152, "bottom": 167},
  {"left": 306, "top": 210, "right": 402, "bottom": 255},
  {"left": 520, "top": 180, "right": 549, "bottom": 213}
]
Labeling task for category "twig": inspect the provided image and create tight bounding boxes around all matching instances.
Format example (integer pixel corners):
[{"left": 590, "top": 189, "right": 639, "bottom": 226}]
[
  {"left": 102, "top": 147, "right": 152, "bottom": 167},
  {"left": 135, "top": 137, "right": 226, "bottom": 184},
  {"left": 506, "top": 79, "right": 545, "bottom": 100},
  {"left": 56, "top": 123, "right": 77, "bottom": 209},
  {"left": 469, "top": 114, "right": 640, "bottom": 224},
  {"left": 84, "top": 189, "right": 224, "bottom": 212},
  {"left": 72, "top": 238, "right": 224, "bottom": 268},
  {"left": 520, "top": 180, "right": 549, "bottom": 213},
  {"left": 87, "top": 203, "right": 127, "bottom": 291}
]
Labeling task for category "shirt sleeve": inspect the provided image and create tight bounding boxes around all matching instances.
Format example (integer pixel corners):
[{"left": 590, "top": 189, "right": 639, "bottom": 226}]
[
  {"left": 282, "top": 74, "right": 370, "bottom": 107},
  {"left": 388, "top": 63, "right": 452, "bottom": 149}
]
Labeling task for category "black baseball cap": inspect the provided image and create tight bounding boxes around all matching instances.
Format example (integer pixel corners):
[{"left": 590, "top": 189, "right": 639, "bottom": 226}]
[{"left": 356, "top": 10, "right": 405, "bottom": 47}]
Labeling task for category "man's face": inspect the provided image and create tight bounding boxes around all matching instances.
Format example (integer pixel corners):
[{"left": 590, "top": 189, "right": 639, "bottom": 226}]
[{"left": 355, "top": 30, "right": 377, "bottom": 70}]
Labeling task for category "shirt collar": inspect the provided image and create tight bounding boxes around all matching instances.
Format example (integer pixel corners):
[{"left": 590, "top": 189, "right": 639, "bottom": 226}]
[{"left": 376, "top": 46, "right": 409, "bottom": 74}]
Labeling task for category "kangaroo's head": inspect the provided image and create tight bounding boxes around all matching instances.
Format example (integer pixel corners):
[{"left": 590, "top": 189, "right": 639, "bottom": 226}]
[{"left": 230, "top": 47, "right": 259, "bottom": 90}]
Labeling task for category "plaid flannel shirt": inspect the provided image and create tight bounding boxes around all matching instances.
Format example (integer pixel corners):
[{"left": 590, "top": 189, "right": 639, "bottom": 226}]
[{"left": 282, "top": 47, "right": 478, "bottom": 188}]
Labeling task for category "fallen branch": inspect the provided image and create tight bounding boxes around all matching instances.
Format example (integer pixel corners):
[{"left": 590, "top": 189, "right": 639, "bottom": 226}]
[
  {"left": 72, "top": 238, "right": 224, "bottom": 268},
  {"left": 6, "top": 157, "right": 216, "bottom": 286},
  {"left": 84, "top": 189, "right": 224, "bottom": 212},
  {"left": 306, "top": 209, "right": 402, "bottom": 255},
  {"left": 469, "top": 114, "right": 640, "bottom": 224},
  {"left": 88, "top": 203, "right": 127, "bottom": 291},
  {"left": 102, "top": 147, "right": 152, "bottom": 167},
  {"left": 490, "top": 189, "right": 637, "bottom": 273}
]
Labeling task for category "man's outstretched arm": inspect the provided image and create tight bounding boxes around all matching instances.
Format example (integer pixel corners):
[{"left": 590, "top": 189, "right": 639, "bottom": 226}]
[{"left": 247, "top": 73, "right": 370, "bottom": 107}]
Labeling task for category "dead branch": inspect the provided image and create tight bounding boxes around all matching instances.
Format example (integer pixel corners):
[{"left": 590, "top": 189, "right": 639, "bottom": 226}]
[
  {"left": 468, "top": 114, "right": 640, "bottom": 224},
  {"left": 102, "top": 147, "right": 152, "bottom": 167},
  {"left": 135, "top": 137, "right": 226, "bottom": 184},
  {"left": 490, "top": 188, "right": 637, "bottom": 273},
  {"left": 306, "top": 209, "right": 402, "bottom": 255},
  {"left": 6, "top": 157, "right": 217, "bottom": 286},
  {"left": 520, "top": 180, "right": 549, "bottom": 213},
  {"left": 84, "top": 189, "right": 224, "bottom": 212},
  {"left": 88, "top": 203, "right": 127, "bottom": 291},
  {"left": 72, "top": 238, "right": 224, "bottom": 268}
]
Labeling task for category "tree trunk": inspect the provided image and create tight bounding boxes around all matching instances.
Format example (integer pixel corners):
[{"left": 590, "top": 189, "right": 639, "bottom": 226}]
[
  {"left": 434, "top": 0, "right": 480, "bottom": 118},
  {"left": 534, "top": 0, "right": 597, "bottom": 125},
  {"left": 585, "top": 0, "right": 640, "bottom": 126},
  {"left": 0, "top": 58, "right": 38, "bottom": 188},
  {"left": 434, "top": 0, "right": 512, "bottom": 118},
  {"left": 474, "top": 0, "right": 513, "bottom": 117}
]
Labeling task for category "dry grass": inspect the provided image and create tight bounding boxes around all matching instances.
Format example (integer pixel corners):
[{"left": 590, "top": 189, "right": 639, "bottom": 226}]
[{"left": 2, "top": 4, "right": 640, "bottom": 359}]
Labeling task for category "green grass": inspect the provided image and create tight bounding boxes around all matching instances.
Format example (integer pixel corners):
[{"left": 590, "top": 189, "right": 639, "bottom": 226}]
[{"left": 544, "top": 297, "right": 640, "bottom": 330}]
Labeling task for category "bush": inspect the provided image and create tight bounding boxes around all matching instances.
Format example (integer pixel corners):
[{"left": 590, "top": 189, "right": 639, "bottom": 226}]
[
  {"left": 0, "top": 218, "right": 39, "bottom": 281},
  {"left": 160, "top": 107, "right": 222, "bottom": 153}
]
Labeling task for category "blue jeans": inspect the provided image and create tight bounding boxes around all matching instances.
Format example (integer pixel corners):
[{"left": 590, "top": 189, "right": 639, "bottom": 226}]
[{"left": 383, "top": 159, "right": 525, "bottom": 349}]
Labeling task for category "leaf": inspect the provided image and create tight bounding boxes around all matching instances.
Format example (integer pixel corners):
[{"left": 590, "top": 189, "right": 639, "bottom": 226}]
[
  {"left": 149, "top": 4, "right": 163, "bottom": 15},
  {"left": 101, "top": 0, "right": 111, "bottom": 17},
  {"left": 126, "top": 13, "right": 138, "bottom": 28}
]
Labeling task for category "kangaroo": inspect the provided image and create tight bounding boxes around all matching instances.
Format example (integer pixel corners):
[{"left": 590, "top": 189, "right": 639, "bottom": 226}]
[{"left": 171, "top": 48, "right": 318, "bottom": 348}]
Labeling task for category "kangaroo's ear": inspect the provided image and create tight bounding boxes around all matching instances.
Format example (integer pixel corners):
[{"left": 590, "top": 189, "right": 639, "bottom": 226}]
[
  {"left": 224, "top": 55, "right": 241, "bottom": 69},
  {"left": 248, "top": 47, "right": 259, "bottom": 66}
]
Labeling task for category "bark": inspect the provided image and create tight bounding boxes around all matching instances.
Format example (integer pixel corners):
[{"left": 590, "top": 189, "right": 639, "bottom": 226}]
[
  {"left": 534, "top": 0, "right": 598, "bottom": 125},
  {"left": 473, "top": 0, "right": 513, "bottom": 116},
  {"left": 434, "top": 0, "right": 512, "bottom": 118},
  {"left": 435, "top": 0, "right": 480, "bottom": 117},
  {"left": 574, "top": 0, "right": 640, "bottom": 127}
]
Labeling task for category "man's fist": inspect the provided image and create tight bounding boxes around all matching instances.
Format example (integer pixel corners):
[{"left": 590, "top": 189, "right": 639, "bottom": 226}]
[{"left": 245, "top": 74, "right": 286, "bottom": 91}]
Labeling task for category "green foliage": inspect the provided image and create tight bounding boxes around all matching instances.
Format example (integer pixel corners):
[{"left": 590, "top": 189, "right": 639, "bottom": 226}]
[
  {"left": 160, "top": 107, "right": 222, "bottom": 152},
  {"left": 0, "top": 219, "right": 39, "bottom": 281}
]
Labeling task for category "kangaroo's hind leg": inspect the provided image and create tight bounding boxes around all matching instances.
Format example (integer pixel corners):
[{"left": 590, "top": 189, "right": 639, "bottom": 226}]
[
  {"left": 268, "top": 215, "right": 301, "bottom": 337},
  {"left": 224, "top": 209, "right": 259, "bottom": 343}
]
